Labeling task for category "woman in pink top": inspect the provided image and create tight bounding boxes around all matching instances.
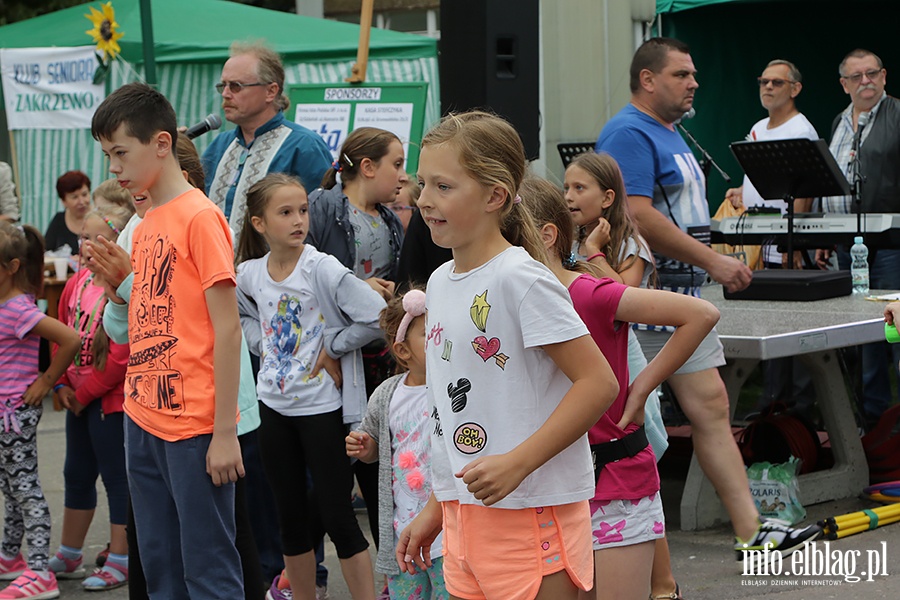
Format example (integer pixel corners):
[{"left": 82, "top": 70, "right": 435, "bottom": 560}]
[{"left": 522, "top": 177, "right": 719, "bottom": 600}]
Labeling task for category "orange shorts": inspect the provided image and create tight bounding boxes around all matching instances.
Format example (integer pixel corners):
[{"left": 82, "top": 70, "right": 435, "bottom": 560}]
[{"left": 440, "top": 500, "right": 593, "bottom": 600}]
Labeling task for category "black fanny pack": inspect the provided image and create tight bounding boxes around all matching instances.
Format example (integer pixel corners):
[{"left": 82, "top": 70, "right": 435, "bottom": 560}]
[{"left": 590, "top": 425, "right": 649, "bottom": 485}]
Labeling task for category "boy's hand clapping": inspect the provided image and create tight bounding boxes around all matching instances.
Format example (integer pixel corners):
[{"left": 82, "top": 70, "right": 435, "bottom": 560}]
[
  {"left": 83, "top": 236, "right": 132, "bottom": 304},
  {"left": 346, "top": 430, "right": 377, "bottom": 463}
]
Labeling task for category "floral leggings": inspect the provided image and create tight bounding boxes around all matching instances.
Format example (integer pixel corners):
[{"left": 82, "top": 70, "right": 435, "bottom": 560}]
[{"left": 387, "top": 556, "right": 448, "bottom": 600}]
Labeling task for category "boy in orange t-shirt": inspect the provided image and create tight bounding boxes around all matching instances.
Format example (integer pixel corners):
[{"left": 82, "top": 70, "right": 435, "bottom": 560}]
[{"left": 90, "top": 83, "right": 244, "bottom": 599}]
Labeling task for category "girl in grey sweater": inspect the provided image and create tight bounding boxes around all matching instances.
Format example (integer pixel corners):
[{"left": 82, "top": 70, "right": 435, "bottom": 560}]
[{"left": 346, "top": 290, "right": 447, "bottom": 599}]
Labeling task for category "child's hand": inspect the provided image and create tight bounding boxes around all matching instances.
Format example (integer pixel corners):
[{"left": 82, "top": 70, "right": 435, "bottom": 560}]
[
  {"left": 310, "top": 348, "right": 342, "bottom": 390},
  {"left": 22, "top": 374, "right": 53, "bottom": 406},
  {"left": 396, "top": 496, "right": 442, "bottom": 574},
  {"left": 365, "top": 277, "right": 395, "bottom": 301},
  {"left": 456, "top": 453, "right": 530, "bottom": 506},
  {"left": 615, "top": 382, "right": 647, "bottom": 430},
  {"left": 584, "top": 218, "right": 611, "bottom": 254},
  {"left": 346, "top": 431, "right": 377, "bottom": 462},
  {"left": 84, "top": 236, "right": 132, "bottom": 290},
  {"left": 884, "top": 301, "right": 900, "bottom": 325},
  {"left": 206, "top": 432, "right": 245, "bottom": 486},
  {"left": 56, "top": 386, "right": 83, "bottom": 415}
]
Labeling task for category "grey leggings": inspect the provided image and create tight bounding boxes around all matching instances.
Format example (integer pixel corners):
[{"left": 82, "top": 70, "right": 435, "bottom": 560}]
[{"left": 0, "top": 404, "right": 51, "bottom": 570}]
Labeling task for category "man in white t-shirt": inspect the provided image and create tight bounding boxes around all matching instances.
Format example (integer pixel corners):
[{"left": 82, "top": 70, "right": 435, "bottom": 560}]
[
  {"left": 726, "top": 60, "right": 818, "bottom": 420},
  {"left": 724, "top": 59, "right": 819, "bottom": 268}
]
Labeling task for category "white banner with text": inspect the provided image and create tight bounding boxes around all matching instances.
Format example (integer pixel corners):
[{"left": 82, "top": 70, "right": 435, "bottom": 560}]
[{"left": 1, "top": 46, "right": 104, "bottom": 130}]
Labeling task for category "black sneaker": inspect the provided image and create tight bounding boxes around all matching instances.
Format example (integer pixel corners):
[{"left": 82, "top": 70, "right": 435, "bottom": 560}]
[{"left": 734, "top": 520, "right": 822, "bottom": 561}]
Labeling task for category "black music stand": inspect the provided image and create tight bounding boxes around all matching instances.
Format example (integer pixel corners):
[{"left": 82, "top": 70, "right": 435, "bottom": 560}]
[
  {"left": 730, "top": 138, "right": 851, "bottom": 267},
  {"left": 557, "top": 142, "right": 596, "bottom": 167}
]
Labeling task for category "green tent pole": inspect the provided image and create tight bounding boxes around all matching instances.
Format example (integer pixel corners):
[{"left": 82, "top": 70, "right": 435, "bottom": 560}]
[{"left": 140, "top": 0, "right": 157, "bottom": 86}]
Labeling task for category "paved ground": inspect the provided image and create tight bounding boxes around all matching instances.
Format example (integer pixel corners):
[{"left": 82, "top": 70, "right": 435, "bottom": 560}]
[{"left": 15, "top": 399, "right": 900, "bottom": 598}]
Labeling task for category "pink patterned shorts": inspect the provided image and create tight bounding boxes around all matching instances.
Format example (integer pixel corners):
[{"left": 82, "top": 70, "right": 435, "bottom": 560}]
[{"left": 589, "top": 493, "right": 665, "bottom": 550}]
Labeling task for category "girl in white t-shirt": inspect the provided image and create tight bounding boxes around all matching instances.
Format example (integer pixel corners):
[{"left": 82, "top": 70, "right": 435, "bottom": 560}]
[
  {"left": 346, "top": 289, "right": 447, "bottom": 599},
  {"left": 235, "top": 173, "right": 386, "bottom": 600},
  {"left": 522, "top": 176, "right": 719, "bottom": 600},
  {"left": 397, "top": 111, "right": 618, "bottom": 600}
]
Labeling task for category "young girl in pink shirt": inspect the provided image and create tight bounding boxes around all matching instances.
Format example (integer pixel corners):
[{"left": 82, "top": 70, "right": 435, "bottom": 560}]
[
  {"left": 50, "top": 207, "right": 134, "bottom": 591},
  {"left": 522, "top": 176, "right": 719, "bottom": 600}
]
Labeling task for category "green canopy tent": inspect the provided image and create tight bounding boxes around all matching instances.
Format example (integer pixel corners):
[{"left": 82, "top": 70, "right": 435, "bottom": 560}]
[
  {"left": 0, "top": 0, "right": 438, "bottom": 231},
  {"left": 655, "top": 0, "right": 900, "bottom": 210}
]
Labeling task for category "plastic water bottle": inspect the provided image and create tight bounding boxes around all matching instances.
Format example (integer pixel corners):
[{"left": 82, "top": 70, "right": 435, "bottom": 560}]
[{"left": 850, "top": 236, "right": 869, "bottom": 295}]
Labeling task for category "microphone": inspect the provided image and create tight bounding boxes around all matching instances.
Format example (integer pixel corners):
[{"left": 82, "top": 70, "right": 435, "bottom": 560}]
[
  {"left": 858, "top": 111, "right": 871, "bottom": 129},
  {"left": 675, "top": 108, "right": 696, "bottom": 125},
  {"left": 850, "top": 111, "right": 870, "bottom": 159},
  {"left": 855, "top": 111, "right": 870, "bottom": 139},
  {"left": 185, "top": 114, "right": 223, "bottom": 140}
]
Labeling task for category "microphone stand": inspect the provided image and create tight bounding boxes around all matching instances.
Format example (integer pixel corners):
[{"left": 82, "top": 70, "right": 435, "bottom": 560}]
[
  {"left": 677, "top": 124, "right": 732, "bottom": 196},
  {"left": 849, "top": 117, "right": 867, "bottom": 238}
]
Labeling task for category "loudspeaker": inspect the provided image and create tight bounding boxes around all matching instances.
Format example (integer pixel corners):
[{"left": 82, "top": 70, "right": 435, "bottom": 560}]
[{"left": 439, "top": 0, "right": 540, "bottom": 159}]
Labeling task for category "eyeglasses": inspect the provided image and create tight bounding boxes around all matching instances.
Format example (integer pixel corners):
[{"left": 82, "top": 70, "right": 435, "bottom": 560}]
[
  {"left": 841, "top": 69, "right": 883, "bottom": 84},
  {"left": 389, "top": 205, "right": 417, "bottom": 213},
  {"left": 757, "top": 78, "right": 796, "bottom": 88},
  {"left": 214, "top": 81, "right": 269, "bottom": 95}
]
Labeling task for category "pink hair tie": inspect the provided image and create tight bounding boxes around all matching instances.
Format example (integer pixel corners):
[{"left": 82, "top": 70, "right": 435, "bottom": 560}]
[
  {"left": 513, "top": 194, "right": 522, "bottom": 204},
  {"left": 394, "top": 289, "right": 426, "bottom": 344}
]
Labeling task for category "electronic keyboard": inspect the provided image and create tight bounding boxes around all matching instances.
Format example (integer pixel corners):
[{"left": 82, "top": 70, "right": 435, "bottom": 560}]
[{"left": 711, "top": 213, "right": 900, "bottom": 248}]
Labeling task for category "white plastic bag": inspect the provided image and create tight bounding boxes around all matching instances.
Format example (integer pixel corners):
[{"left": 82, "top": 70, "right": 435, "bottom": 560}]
[{"left": 747, "top": 456, "right": 806, "bottom": 524}]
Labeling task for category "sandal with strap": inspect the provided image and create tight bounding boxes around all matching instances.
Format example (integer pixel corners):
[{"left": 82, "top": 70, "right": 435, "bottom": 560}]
[
  {"left": 81, "top": 562, "right": 128, "bottom": 591},
  {"left": 650, "top": 582, "right": 683, "bottom": 600}
]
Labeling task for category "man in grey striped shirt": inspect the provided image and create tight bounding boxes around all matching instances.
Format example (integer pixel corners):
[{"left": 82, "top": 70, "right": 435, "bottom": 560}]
[{"left": 817, "top": 48, "right": 900, "bottom": 424}]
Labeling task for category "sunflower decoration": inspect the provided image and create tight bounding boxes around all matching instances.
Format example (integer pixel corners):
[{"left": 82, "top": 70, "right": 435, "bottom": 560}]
[{"left": 85, "top": 2, "right": 124, "bottom": 84}]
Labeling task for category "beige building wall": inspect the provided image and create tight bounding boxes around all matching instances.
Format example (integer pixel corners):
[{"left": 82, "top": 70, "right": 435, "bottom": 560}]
[{"left": 540, "top": 0, "right": 656, "bottom": 182}]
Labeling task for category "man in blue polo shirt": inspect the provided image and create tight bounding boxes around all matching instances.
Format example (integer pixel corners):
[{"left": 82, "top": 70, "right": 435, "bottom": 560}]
[
  {"left": 203, "top": 42, "right": 332, "bottom": 246},
  {"left": 597, "top": 37, "right": 819, "bottom": 586}
]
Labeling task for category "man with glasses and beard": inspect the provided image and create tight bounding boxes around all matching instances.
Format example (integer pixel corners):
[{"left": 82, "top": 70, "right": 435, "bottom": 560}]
[
  {"left": 816, "top": 49, "right": 900, "bottom": 426},
  {"left": 203, "top": 41, "right": 331, "bottom": 246}
]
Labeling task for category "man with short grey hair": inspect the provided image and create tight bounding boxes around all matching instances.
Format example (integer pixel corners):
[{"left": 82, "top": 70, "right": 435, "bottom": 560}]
[
  {"left": 817, "top": 48, "right": 900, "bottom": 424},
  {"left": 201, "top": 41, "right": 332, "bottom": 596},
  {"left": 202, "top": 41, "right": 331, "bottom": 242}
]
